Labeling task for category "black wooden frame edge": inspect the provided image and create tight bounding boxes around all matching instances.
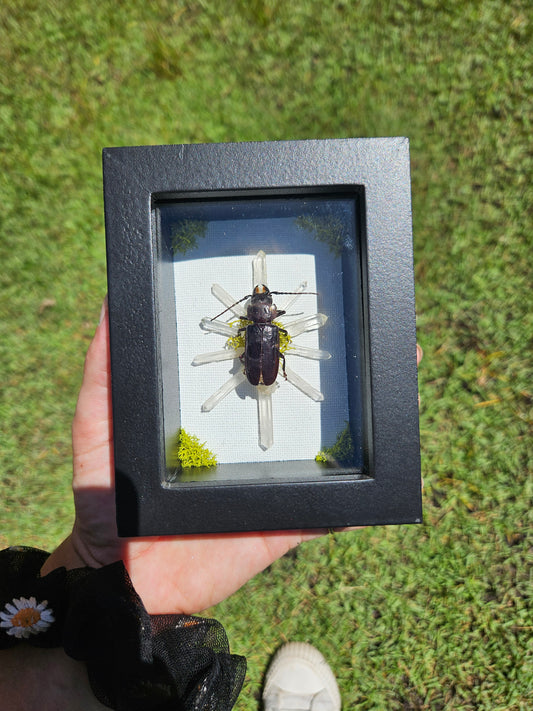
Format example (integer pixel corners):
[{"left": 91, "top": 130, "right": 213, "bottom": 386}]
[{"left": 103, "top": 138, "right": 422, "bottom": 536}]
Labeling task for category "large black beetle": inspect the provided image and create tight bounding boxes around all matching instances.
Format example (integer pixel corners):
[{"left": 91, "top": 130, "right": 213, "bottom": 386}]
[{"left": 211, "top": 284, "right": 315, "bottom": 386}]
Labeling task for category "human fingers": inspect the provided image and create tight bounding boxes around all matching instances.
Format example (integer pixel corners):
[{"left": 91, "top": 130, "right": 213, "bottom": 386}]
[
  {"left": 71, "top": 296, "right": 113, "bottom": 490},
  {"left": 417, "top": 343, "right": 423, "bottom": 366}
]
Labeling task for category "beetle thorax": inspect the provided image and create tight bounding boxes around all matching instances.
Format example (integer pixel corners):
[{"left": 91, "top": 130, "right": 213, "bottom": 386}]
[{"left": 247, "top": 293, "right": 277, "bottom": 323}]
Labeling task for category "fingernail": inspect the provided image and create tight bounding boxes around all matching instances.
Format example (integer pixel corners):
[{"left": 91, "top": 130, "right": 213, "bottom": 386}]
[{"left": 99, "top": 294, "right": 108, "bottom": 325}]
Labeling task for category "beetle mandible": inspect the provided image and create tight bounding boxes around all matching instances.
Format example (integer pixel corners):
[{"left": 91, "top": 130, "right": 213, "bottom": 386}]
[{"left": 211, "top": 284, "right": 317, "bottom": 387}]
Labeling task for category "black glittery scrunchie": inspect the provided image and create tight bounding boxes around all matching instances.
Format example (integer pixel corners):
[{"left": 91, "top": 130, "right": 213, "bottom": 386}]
[{"left": 0, "top": 547, "right": 246, "bottom": 711}]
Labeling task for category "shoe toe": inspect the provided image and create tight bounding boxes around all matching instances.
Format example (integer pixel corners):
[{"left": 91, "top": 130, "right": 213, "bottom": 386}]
[{"left": 263, "top": 642, "right": 341, "bottom": 711}]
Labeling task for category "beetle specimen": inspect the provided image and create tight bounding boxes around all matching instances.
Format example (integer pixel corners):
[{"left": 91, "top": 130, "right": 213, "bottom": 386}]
[
  {"left": 211, "top": 284, "right": 317, "bottom": 386},
  {"left": 192, "top": 250, "right": 330, "bottom": 449}
]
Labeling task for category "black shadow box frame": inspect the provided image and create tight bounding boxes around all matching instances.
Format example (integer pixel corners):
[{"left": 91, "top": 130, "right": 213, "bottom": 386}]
[{"left": 103, "top": 138, "right": 422, "bottom": 536}]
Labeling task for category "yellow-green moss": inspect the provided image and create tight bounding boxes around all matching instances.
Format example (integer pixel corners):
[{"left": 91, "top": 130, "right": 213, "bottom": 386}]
[
  {"left": 226, "top": 319, "right": 292, "bottom": 352},
  {"left": 278, "top": 324, "right": 292, "bottom": 352},
  {"left": 225, "top": 319, "right": 250, "bottom": 350},
  {"left": 173, "top": 429, "right": 217, "bottom": 469},
  {"left": 316, "top": 423, "right": 355, "bottom": 466}
]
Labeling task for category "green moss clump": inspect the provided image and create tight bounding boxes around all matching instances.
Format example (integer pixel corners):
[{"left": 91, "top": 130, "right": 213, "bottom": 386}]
[
  {"left": 295, "top": 214, "right": 350, "bottom": 257},
  {"left": 316, "top": 423, "right": 355, "bottom": 466},
  {"left": 173, "top": 429, "right": 217, "bottom": 469}
]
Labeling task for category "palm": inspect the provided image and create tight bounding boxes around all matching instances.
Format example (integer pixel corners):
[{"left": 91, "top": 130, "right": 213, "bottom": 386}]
[{"left": 64, "top": 307, "right": 319, "bottom": 614}]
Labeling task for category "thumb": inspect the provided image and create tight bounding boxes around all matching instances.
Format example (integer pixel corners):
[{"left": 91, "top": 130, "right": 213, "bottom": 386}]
[{"left": 71, "top": 297, "right": 113, "bottom": 488}]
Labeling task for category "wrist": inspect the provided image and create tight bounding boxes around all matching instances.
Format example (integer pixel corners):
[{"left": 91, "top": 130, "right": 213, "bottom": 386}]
[
  {"left": 1, "top": 546, "right": 246, "bottom": 710},
  {"left": 40, "top": 535, "right": 88, "bottom": 576},
  {"left": 0, "top": 646, "right": 108, "bottom": 710},
  {"left": 41, "top": 529, "right": 121, "bottom": 576}
]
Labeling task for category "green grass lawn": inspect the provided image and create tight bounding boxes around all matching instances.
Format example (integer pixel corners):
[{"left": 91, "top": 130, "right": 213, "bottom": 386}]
[{"left": 1, "top": 1, "right": 531, "bottom": 708}]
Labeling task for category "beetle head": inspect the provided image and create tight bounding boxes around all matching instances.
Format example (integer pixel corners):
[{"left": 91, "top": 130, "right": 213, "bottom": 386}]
[{"left": 248, "top": 284, "right": 276, "bottom": 322}]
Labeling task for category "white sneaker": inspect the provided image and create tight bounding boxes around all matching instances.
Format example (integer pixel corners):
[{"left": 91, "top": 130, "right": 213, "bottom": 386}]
[{"left": 262, "top": 642, "right": 341, "bottom": 711}]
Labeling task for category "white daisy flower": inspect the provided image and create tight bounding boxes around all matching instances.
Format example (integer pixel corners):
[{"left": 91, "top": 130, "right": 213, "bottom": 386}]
[
  {"left": 0, "top": 596, "right": 55, "bottom": 639},
  {"left": 193, "top": 250, "right": 331, "bottom": 450}
]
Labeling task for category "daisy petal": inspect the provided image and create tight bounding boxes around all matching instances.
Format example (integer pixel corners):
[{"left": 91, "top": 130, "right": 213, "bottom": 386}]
[{"left": 1, "top": 597, "right": 55, "bottom": 638}]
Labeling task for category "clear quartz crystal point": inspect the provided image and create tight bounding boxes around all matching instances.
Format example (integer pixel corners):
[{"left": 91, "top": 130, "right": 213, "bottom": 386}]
[
  {"left": 285, "top": 365, "right": 324, "bottom": 402},
  {"left": 280, "top": 281, "right": 308, "bottom": 312},
  {"left": 211, "top": 284, "right": 247, "bottom": 318},
  {"left": 201, "top": 371, "right": 247, "bottom": 412},
  {"left": 252, "top": 250, "right": 268, "bottom": 287},
  {"left": 192, "top": 348, "right": 242, "bottom": 365},
  {"left": 257, "top": 384, "right": 275, "bottom": 450},
  {"left": 200, "top": 317, "right": 238, "bottom": 337},
  {"left": 283, "top": 313, "right": 328, "bottom": 338},
  {"left": 287, "top": 344, "right": 332, "bottom": 360}
]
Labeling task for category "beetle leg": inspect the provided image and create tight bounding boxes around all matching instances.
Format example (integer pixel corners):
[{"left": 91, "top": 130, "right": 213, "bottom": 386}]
[{"left": 278, "top": 350, "right": 287, "bottom": 379}]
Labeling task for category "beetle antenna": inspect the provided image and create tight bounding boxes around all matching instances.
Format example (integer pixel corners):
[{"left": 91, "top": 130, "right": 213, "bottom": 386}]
[
  {"left": 269, "top": 291, "right": 318, "bottom": 296},
  {"left": 210, "top": 294, "right": 251, "bottom": 321}
]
